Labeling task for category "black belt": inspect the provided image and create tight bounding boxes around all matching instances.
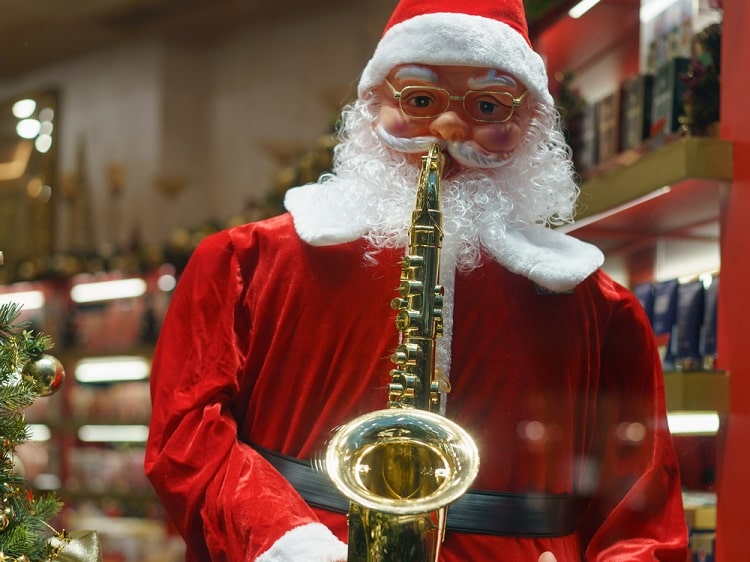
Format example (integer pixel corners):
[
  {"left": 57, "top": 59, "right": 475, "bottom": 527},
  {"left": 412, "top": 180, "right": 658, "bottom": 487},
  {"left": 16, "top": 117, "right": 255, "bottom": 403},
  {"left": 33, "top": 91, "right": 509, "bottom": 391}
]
[{"left": 253, "top": 443, "right": 579, "bottom": 537}]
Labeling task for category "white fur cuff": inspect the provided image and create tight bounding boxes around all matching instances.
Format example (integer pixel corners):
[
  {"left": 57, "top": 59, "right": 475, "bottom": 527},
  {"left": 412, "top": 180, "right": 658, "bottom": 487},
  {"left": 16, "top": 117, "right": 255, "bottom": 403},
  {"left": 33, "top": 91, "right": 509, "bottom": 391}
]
[{"left": 255, "top": 523, "right": 347, "bottom": 562}]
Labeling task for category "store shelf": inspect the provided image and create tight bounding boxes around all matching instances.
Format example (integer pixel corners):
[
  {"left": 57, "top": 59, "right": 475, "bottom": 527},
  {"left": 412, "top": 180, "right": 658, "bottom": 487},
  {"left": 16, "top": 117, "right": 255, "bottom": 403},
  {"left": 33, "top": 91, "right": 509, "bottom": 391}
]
[
  {"left": 663, "top": 370, "right": 729, "bottom": 413},
  {"left": 565, "top": 137, "right": 733, "bottom": 256},
  {"left": 576, "top": 137, "right": 733, "bottom": 220}
]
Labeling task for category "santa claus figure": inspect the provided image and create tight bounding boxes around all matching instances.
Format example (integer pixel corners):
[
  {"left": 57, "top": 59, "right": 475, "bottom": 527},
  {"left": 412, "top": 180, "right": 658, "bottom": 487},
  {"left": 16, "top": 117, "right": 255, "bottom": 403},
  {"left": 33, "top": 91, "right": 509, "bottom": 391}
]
[{"left": 145, "top": 1, "right": 689, "bottom": 561}]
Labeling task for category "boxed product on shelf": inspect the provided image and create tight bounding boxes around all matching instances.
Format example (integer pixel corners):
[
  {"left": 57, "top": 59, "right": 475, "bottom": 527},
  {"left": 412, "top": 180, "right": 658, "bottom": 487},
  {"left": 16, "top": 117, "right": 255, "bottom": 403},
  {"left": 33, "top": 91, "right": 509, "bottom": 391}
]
[
  {"left": 700, "top": 276, "right": 719, "bottom": 369},
  {"left": 620, "top": 74, "right": 654, "bottom": 151},
  {"left": 633, "top": 282, "right": 655, "bottom": 324},
  {"left": 650, "top": 56, "right": 690, "bottom": 138},
  {"left": 683, "top": 491, "right": 716, "bottom": 562},
  {"left": 640, "top": 0, "right": 695, "bottom": 74},
  {"left": 576, "top": 103, "right": 598, "bottom": 173},
  {"left": 639, "top": 276, "right": 720, "bottom": 372},
  {"left": 596, "top": 91, "right": 621, "bottom": 163},
  {"left": 652, "top": 278, "right": 679, "bottom": 369},
  {"left": 674, "top": 280, "right": 706, "bottom": 371}
]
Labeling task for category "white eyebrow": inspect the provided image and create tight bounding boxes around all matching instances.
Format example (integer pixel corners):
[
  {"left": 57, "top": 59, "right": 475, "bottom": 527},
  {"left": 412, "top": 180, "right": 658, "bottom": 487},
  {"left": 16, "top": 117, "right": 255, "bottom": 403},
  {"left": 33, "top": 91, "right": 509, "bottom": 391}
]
[
  {"left": 393, "top": 65, "right": 439, "bottom": 84},
  {"left": 468, "top": 70, "right": 518, "bottom": 90}
]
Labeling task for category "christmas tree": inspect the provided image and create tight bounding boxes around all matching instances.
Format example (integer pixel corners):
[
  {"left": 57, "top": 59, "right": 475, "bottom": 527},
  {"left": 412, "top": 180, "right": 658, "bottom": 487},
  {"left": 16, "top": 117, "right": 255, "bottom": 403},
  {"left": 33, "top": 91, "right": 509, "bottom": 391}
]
[{"left": 0, "top": 300, "right": 98, "bottom": 561}]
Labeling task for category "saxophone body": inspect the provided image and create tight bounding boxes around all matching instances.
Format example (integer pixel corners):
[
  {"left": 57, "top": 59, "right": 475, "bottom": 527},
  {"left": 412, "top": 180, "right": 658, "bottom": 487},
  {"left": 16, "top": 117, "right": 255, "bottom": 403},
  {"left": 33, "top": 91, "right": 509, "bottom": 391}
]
[{"left": 325, "top": 144, "right": 479, "bottom": 562}]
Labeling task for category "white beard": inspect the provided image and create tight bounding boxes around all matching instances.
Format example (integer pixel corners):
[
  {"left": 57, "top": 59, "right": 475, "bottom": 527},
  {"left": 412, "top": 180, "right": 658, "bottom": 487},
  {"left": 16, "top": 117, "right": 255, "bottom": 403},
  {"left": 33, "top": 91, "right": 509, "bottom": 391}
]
[{"left": 315, "top": 96, "right": 579, "bottom": 272}]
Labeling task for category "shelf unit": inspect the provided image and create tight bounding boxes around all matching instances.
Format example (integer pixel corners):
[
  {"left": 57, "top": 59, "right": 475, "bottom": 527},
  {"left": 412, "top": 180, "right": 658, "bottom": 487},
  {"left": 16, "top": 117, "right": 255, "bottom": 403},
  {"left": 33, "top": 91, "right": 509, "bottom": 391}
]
[
  {"left": 8, "top": 269, "right": 178, "bottom": 561},
  {"left": 566, "top": 137, "right": 732, "bottom": 254},
  {"left": 566, "top": 137, "right": 732, "bottom": 416},
  {"left": 535, "top": 2, "right": 736, "bottom": 556}
]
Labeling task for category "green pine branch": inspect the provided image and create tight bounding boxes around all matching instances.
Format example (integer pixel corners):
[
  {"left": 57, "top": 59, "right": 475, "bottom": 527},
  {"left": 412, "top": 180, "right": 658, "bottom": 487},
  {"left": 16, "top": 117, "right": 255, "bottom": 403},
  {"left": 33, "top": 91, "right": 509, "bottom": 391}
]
[{"left": 0, "top": 302, "right": 63, "bottom": 561}]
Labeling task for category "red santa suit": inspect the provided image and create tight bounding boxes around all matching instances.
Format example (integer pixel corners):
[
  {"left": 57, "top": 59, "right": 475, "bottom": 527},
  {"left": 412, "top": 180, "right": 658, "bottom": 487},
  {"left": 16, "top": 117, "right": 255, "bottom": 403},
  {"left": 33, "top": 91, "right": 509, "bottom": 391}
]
[{"left": 145, "top": 204, "right": 687, "bottom": 560}]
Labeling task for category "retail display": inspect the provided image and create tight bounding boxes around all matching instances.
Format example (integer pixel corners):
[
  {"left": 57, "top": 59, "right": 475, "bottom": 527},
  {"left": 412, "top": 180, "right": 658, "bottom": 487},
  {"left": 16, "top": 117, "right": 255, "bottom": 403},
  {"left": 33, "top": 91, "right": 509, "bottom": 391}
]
[{"left": 1, "top": 271, "right": 180, "bottom": 562}]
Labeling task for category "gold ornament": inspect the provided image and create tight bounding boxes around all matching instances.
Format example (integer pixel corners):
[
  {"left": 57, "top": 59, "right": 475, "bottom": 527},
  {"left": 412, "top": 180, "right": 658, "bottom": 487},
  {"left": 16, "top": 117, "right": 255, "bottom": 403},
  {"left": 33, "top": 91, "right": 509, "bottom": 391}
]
[
  {"left": 0, "top": 498, "right": 13, "bottom": 531},
  {"left": 47, "top": 530, "right": 102, "bottom": 562},
  {"left": 22, "top": 355, "right": 66, "bottom": 396}
]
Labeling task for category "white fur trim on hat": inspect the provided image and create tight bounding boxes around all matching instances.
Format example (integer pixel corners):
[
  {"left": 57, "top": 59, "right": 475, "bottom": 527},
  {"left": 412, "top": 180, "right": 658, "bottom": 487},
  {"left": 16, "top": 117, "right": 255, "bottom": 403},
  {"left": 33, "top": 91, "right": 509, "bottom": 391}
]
[
  {"left": 256, "top": 523, "right": 347, "bottom": 562},
  {"left": 358, "top": 12, "right": 553, "bottom": 107}
]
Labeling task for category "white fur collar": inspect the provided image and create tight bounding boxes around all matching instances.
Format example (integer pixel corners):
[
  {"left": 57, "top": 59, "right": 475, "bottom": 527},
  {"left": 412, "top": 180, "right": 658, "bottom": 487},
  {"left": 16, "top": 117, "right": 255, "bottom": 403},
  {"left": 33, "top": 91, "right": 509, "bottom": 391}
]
[{"left": 284, "top": 182, "right": 603, "bottom": 293}]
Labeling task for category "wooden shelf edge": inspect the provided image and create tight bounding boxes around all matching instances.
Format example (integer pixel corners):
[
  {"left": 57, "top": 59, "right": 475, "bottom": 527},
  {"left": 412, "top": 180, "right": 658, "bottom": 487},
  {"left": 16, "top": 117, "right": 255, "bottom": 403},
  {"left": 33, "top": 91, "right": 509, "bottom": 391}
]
[
  {"left": 663, "top": 370, "right": 729, "bottom": 413},
  {"left": 575, "top": 137, "right": 734, "bottom": 221}
]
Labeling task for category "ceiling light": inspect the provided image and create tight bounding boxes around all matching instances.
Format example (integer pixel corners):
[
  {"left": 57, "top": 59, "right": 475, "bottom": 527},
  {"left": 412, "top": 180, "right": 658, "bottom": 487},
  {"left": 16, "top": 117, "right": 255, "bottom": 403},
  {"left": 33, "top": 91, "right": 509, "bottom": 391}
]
[
  {"left": 16, "top": 119, "right": 41, "bottom": 139},
  {"left": 12, "top": 99, "right": 36, "bottom": 119}
]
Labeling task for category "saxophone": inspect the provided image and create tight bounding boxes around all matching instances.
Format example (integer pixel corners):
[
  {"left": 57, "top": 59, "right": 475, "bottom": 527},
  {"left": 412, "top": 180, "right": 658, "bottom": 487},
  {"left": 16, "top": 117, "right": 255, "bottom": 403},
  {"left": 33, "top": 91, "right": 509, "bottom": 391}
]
[{"left": 325, "top": 144, "right": 479, "bottom": 562}]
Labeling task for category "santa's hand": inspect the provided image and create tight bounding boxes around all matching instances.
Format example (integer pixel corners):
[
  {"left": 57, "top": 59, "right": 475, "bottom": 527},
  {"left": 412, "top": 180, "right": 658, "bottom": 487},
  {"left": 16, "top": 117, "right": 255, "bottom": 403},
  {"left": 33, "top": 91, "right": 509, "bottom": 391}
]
[{"left": 538, "top": 552, "right": 557, "bottom": 562}]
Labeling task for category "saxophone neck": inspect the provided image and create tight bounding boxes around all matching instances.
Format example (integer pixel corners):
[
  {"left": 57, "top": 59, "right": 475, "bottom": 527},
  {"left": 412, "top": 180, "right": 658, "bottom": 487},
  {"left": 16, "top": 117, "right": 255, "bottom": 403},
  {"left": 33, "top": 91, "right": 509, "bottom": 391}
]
[
  {"left": 389, "top": 143, "right": 446, "bottom": 411},
  {"left": 416, "top": 144, "right": 445, "bottom": 217}
]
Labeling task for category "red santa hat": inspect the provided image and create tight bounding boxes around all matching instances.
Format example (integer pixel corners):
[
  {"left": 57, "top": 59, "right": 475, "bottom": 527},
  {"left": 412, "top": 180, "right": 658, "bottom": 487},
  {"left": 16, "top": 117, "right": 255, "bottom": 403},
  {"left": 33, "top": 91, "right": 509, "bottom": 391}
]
[{"left": 358, "top": 0, "right": 553, "bottom": 107}]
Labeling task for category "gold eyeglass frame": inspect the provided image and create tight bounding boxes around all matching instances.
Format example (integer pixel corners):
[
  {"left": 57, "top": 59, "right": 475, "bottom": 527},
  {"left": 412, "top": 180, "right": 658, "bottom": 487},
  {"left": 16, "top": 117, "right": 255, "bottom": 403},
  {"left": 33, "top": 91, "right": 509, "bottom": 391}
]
[{"left": 384, "top": 78, "right": 528, "bottom": 123}]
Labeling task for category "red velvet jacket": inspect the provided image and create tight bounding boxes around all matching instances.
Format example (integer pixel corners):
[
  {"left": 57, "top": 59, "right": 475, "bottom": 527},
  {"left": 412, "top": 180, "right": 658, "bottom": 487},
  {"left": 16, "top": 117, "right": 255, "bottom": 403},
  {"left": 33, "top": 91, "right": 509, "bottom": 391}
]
[{"left": 145, "top": 213, "right": 688, "bottom": 561}]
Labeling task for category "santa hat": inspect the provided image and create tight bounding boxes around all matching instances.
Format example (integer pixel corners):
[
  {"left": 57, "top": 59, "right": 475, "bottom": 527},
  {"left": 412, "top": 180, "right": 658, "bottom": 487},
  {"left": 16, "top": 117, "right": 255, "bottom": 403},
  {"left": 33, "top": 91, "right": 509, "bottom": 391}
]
[{"left": 358, "top": 0, "right": 553, "bottom": 107}]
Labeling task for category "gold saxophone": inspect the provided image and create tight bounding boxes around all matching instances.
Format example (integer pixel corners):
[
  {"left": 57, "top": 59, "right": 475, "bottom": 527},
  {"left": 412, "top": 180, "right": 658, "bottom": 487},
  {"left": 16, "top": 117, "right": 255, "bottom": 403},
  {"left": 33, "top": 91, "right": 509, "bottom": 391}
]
[{"left": 325, "top": 144, "right": 479, "bottom": 562}]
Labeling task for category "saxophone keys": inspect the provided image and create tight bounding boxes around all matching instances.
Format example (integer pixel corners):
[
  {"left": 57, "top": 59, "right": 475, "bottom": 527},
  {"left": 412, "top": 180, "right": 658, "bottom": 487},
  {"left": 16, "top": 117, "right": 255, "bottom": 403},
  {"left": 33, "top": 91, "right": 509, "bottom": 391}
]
[{"left": 391, "top": 343, "right": 422, "bottom": 366}]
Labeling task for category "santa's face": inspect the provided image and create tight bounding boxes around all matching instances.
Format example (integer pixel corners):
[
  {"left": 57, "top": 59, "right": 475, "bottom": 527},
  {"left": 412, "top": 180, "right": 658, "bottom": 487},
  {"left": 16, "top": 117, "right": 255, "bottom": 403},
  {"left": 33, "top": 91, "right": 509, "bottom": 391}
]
[{"left": 374, "top": 64, "right": 530, "bottom": 176}]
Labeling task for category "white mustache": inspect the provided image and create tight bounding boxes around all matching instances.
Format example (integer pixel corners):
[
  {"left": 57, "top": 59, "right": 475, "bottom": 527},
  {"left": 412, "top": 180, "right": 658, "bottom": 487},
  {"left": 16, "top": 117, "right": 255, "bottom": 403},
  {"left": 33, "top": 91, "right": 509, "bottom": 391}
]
[{"left": 375, "top": 125, "right": 512, "bottom": 169}]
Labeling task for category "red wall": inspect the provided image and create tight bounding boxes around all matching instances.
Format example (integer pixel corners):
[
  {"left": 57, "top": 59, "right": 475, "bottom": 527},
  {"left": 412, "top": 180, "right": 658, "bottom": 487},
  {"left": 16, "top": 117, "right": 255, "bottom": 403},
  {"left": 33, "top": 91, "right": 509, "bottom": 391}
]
[{"left": 716, "top": 0, "right": 750, "bottom": 558}]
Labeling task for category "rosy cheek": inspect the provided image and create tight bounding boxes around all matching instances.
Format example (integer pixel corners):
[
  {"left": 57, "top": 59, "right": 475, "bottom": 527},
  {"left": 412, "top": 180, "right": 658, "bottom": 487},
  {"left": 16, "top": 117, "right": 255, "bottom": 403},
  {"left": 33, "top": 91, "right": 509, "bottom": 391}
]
[
  {"left": 378, "top": 105, "right": 427, "bottom": 137},
  {"left": 473, "top": 121, "right": 523, "bottom": 154}
]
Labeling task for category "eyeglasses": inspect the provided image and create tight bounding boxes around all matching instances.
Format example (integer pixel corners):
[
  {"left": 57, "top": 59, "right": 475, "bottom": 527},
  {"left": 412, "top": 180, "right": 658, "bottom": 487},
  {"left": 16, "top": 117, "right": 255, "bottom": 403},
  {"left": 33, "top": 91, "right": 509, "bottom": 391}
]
[{"left": 384, "top": 78, "right": 528, "bottom": 123}]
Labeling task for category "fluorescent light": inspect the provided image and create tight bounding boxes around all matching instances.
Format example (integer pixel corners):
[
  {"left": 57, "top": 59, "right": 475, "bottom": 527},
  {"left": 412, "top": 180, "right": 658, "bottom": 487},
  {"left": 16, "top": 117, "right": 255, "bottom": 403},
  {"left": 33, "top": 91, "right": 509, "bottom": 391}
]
[
  {"left": 27, "top": 424, "right": 51, "bottom": 442},
  {"left": 75, "top": 356, "right": 150, "bottom": 383},
  {"left": 667, "top": 411, "right": 720, "bottom": 435},
  {"left": 78, "top": 424, "right": 150, "bottom": 443},
  {"left": 0, "top": 290, "right": 45, "bottom": 310},
  {"left": 640, "top": 0, "right": 679, "bottom": 22},
  {"left": 70, "top": 278, "right": 147, "bottom": 303},
  {"left": 569, "top": 0, "right": 602, "bottom": 18}
]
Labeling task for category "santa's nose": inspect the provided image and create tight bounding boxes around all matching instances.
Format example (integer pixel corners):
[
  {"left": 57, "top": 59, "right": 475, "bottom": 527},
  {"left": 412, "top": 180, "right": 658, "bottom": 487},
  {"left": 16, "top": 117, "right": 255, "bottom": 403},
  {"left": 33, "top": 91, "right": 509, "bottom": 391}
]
[{"left": 428, "top": 110, "right": 471, "bottom": 142}]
